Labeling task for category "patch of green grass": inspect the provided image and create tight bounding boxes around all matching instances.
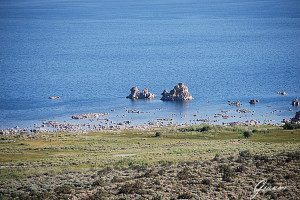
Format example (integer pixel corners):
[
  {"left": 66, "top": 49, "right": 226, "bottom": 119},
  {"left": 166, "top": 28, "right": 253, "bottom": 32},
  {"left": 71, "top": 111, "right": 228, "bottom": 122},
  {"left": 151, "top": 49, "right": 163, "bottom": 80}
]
[
  {"left": 250, "top": 129, "right": 300, "bottom": 143},
  {"left": 0, "top": 125, "right": 299, "bottom": 181}
]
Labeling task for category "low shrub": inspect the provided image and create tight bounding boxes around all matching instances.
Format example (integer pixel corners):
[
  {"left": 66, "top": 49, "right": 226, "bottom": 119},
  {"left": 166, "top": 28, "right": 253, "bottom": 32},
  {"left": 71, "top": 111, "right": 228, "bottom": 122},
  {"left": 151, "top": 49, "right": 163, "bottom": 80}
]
[
  {"left": 285, "top": 151, "right": 300, "bottom": 162},
  {"left": 239, "top": 150, "right": 252, "bottom": 159},
  {"left": 155, "top": 132, "right": 162, "bottom": 137},
  {"left": 177, "top": 167, "right": 192, "bottom": 180},
  {"left": 97, "top": 166, "right": 113, "bottom": 176},
  {"left": 201, "top": 178, "right": 211, "bottom": 185},
  {"left": 157, "top": 168, "right": 165, "bottom": 175},
  {"left": 54, "top": 184, "right": 74, "bottom": 195},
  {"left": 254, "top": 155, "right": 269, "bottom": 162},
  {"left": 215, "top": 182, "right": 225, "bottom": 191},
  {"left": 177, "top": 192, "right": 193, "bottom": 199},
  {"left": 152, "top": 194, "right": 163, "bottom": 200},
  {"left": 265, "top": 191, "right": 277, "bottom": 200},
  {"left": 111, "top": 176, "right": 129, "bottom": 183},
  {"left": 158, "top": 160, "right": 173, "bottom": 166},
  {"left": 283, "top": 122, "right": 300, "bottom": 130},
  {"left": 179, "top": 127, "right": 197, "bottom": 132},
  {"left": 220, "top": 164, "right": 234, "bottom": 182},
  {"left": 200, "top": 187, "right": 208, "bottom": 193},
  {"left": 252, "top": 129, "right": 259, "bottom": 133},
  {"left": 90, "top": 188, "right": 109, "bottom": 200},
  {"left": 199, "top": 125, "right": 211, "bottom": 132},
  {"left": 213, "top": 153, "right": 220, "bottom": 161},
  {"left": 92, "top": 178, "right": 106, "bottom": 186},
  {"left": 243, "top": 131, "right": 252, "bottom": 138},
  {"left": 142, "top": 169, "right": 158, "bottom": 178},
  {"left": 118, "top": 181, "right": 143, "bottom": 194},
  {"left": 236, "top": 164, "right": 246, "bottom": 172}
]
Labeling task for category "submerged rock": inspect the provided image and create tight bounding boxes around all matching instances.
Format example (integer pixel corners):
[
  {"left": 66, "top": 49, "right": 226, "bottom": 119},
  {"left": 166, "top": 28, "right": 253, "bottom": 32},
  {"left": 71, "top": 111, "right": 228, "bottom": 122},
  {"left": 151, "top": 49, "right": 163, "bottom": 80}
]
[
  {"left": 291, "top": 99, "right": 300, "bottom": 106},
  {"left": 249, "top": 99, "right": 259, "bottom": 104},
  {"left": 161, "top": 83, "right": 193, "bottom": 101},
  {"left": 126, "top": 87, "right": 155, "bottom": 100}
]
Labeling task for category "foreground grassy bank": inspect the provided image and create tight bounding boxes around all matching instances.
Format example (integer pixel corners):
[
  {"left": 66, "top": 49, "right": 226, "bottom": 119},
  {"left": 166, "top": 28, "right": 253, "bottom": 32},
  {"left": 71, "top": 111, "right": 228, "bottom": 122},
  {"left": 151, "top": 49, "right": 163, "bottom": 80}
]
[{"left": 0, "top": 125, "right": 299, "bottom": 199}]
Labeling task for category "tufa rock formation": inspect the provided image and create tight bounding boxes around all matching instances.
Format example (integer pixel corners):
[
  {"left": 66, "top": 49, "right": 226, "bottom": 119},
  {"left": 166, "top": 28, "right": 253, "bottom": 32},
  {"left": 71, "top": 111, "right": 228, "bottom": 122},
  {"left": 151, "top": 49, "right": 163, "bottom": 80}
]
[
  {"left": 291, "top": 99, "right": 300, "bottom": 106},
  {"left": 228, "top": 101, "right": 241, "bottom": 107},
  {"left": 249, "top": 99, "right": 259, "bottom": 104},
  {"left": 277, "top": 91, "right": 287, "bottom": 96},
  {"left": 291, "top": 111, "right": 300, "bottom": 123},
  {"left": 49, "top": 96, "right": 60, "bottom": 100},
  {"left": 161, "top": 83, "right": 193, "bottom": 101},
  {"left": 126, "top": 87, "right": 155, "bottom": 100}
]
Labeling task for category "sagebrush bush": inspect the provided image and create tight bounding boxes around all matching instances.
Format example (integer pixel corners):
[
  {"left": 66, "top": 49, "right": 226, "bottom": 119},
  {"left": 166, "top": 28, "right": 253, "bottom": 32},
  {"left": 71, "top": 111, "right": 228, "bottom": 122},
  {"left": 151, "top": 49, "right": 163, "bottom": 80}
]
[
  {"left": 97, "top": 166, "right": 113, "bottom": 176},
  {"left": 283, "top": 122, "right": 300, "bottom": 130},
  {"left": 220, "top": 164, "right": 234, "bottom": 182},
  {"left": 155, "top": 132, "right": 161, "bottom": 137},
  {"left": 252, "top": 129, "right": 259, "bottom": 133},
  {"left": 177, "top": 192, "right": 193, "bottom": 199},
  {"left": 177, "top": 167, "right": 192, "bottom": 180},
  {"left": 236, "top": 164, "right": 246, "bottom": 172},
  {"left": 118, "top": 181, "right": 143, "bottom": 194},
  {"left": 201, "top": 178, "right": 211, "bottom": 185},
  {"left": 239, "top": 150, "right": 251, "bottom": 159},
  {"left": 286, "top": 151, "right": 300, "bottom": 162},
  {"left": 179, "top": 127, "right": 196, "bottom": 132},
  {"left": 92, "top": 178, "right": 106, "bottom": 186},
  {"left": 213, "top": 153, "right": 220, "bottom": 161},
  {"left": 199, "top": 126, "right": 211, "bottom": 132},
  {"left": 90, "top": 188, "right": 109, "bottom": 200},
  {"left": 243, "top": 131, "right": 252, "bottom": 138},
  {"left": 54, "top": 184, "right": 74, "bottom": 194}
]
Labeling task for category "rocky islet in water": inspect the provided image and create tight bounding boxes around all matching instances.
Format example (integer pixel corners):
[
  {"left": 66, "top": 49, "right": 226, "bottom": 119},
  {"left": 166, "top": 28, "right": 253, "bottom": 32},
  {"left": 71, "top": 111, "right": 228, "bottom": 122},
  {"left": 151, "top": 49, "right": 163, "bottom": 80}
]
[
  {"left": 161, "top": 83, "right": 193, "bottom": 101},
  {"left": 249, "top": 99, "right": 259, "bottom": 104},
  {"left": 292, "top": 99, "right": 300, "bottom": 106},
  {"left": 126, "top": 83, "right": 193, "bottom": 101},
  {"left": 126, "top": 87, "right": 155, "bottom": 100}
]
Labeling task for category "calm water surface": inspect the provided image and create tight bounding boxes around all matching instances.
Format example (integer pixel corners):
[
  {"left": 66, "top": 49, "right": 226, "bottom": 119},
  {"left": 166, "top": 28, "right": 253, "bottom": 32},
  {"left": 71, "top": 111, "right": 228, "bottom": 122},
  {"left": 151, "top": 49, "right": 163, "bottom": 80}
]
[{"left": 0, "top": 0, "right": 299, "bottom": 128}]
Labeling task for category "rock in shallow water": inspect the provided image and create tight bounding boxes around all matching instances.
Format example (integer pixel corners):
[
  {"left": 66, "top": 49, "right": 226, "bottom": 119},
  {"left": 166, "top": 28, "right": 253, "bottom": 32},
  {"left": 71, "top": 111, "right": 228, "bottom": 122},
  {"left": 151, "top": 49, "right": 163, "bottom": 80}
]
[
  {"left": 291, "top": 99, "right": 300, "bottom": 106},
  {"left": 249, "top": 99, "right": 259, "bottom": 104},
  {"left": 228, "top": 100, "right": 241, "bottom": 107},
  {"left": 161, "top": 83, "right": 193, "bottom": 101},
  {"left": 49, "top": 96, "right": 60, "bottom": 100},
  {"left": 126, "top": 87, "right": 155, "bottom": 100},
  {"left": 277, "top": 91, "right": 288, "bottom": 96}
]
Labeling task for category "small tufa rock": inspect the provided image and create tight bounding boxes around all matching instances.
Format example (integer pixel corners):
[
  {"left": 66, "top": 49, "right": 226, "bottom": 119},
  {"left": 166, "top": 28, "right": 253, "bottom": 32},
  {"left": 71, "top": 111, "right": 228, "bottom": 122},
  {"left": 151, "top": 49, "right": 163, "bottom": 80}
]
[
  {"left": 249, "top": 99, "right": 259, "bottom": 104},
  {"left": 161, "top": 83, "right": 193, "bottom": 101},
  {"left": 49, "top": 96, "right": 60, "bottom": 100},
  {"left": 71, "top": 113, "right": 108, "bottom": 119},
  {"left": 228, "top": 101, "right": 241, "bottom": 107},
  {"left": 126, "top": 87, "right": 155, "bottom": 100},
  {"left": 277, "top": 91, "right": 287, "bottom": 96},
  {"left": 291, "top": 99, "right": 300, "bottom": 107}
]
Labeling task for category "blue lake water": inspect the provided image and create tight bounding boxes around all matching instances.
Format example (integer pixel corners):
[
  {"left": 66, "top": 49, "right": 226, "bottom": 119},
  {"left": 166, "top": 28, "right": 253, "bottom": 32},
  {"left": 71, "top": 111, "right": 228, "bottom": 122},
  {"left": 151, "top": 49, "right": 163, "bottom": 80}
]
[{"left": 0, "top": 0, "right": 299, "bottom": 129}]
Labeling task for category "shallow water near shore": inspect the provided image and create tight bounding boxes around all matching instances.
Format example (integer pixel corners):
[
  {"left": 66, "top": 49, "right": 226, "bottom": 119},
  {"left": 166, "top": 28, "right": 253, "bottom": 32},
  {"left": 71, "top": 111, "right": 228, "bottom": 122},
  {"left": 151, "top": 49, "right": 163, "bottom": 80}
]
[{"left": 0, "top": 0, "right": 300, "bottom": 129}]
